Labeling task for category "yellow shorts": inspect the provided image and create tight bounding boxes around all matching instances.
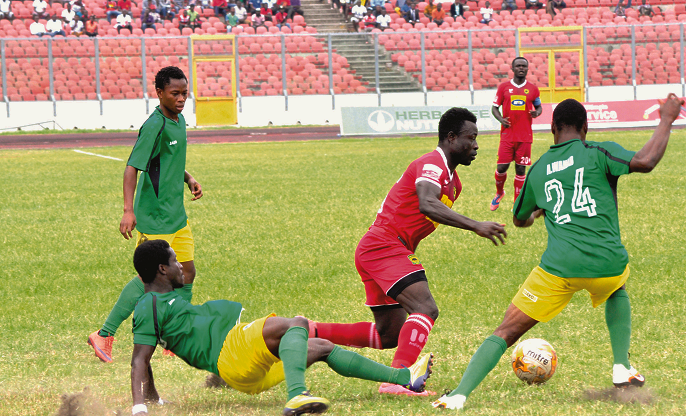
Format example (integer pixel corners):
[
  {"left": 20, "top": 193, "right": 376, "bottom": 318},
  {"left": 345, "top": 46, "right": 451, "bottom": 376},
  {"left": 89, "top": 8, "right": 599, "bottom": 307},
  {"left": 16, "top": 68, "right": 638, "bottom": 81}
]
[
  {"left": 513, "top": 265, "right": 630, "bottom": 323},
  {"left": 216, "top": 314, "right": 285, "bottom": 395},
  {"left": 136, "top": 221, "right": 194, "bottom": 263}
]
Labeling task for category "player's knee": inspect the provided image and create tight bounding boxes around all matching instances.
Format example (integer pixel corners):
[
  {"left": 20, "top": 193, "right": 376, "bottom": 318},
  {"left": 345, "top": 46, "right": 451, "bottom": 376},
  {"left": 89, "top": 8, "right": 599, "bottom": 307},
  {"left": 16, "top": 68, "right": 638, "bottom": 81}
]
[{"left": 290, "top": 316, "right": 309, "bottom": 331}]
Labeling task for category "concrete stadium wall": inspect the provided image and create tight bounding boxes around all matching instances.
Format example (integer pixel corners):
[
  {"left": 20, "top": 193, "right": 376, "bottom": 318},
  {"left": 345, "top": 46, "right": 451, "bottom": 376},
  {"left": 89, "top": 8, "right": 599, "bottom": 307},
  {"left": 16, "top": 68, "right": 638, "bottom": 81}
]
[{"left": 1, "top": 83, "right": 682, "bottom": 131}]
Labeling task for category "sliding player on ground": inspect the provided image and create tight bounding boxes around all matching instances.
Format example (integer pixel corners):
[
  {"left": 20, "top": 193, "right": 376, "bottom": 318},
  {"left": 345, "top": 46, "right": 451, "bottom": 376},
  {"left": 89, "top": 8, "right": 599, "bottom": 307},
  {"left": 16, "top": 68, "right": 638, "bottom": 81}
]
[
  {"left": 128, "top": 240, "right": 433, "bottom": 416},
  {"left": 88, "top": 66, "right": 203, "bottom": 363},
  {"left": 307, "top": 108, "right": 507, "bottom": 396},
  {"left": 433, "top": 95, "right": 683, "bottom": 410},
  {"left": 490, "top": 57, "right": 542, "bottom": 211}
]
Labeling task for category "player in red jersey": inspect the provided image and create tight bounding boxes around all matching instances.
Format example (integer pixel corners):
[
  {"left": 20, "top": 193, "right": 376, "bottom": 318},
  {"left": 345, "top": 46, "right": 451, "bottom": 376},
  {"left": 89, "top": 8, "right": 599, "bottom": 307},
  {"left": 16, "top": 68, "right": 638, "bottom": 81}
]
[
  {"left": 490, "top": 57, "right": 542, "bottom": 211},
  {"left": 306, "top": 108, "right": 508, "bottom": 396}
]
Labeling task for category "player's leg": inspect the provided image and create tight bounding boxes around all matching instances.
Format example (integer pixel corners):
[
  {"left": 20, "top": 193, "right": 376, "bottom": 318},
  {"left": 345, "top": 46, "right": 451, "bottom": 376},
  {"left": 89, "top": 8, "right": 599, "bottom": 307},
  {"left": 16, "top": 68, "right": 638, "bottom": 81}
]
[
  {"left": 391, "top": 277, "right": 438, "bottom": 369},
  {"left": 433, "top": 303, "right": 538, "bottom": 410},
  {"left": 491, "top": 140, "right": 513, "bottom": 211},
  {"left": 512, "top": 142, "right": 531, "bottom": 203}
]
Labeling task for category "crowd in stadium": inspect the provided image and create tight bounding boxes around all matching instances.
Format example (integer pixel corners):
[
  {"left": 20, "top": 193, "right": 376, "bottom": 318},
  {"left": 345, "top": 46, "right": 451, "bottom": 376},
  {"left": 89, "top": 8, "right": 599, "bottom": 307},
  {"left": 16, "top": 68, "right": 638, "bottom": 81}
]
[{"left": 0, "top": 0, "right": 670, "bottom": 37}]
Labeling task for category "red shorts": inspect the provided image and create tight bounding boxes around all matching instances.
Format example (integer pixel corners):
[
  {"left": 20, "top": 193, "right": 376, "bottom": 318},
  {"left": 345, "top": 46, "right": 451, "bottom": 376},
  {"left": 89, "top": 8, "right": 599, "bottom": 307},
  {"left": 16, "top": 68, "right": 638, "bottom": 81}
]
[
  {"left": 497, "top": 140, "right": 532, "bottom": 166},
  {"left": 354, "top": 229, "right": 426, "bottom": 308}
]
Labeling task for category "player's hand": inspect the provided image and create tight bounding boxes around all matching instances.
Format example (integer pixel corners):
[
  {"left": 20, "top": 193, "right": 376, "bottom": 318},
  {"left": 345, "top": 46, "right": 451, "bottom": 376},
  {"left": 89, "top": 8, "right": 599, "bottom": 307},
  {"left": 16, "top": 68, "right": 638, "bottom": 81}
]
[
  {"left": 658, "top": 93, "right": 684, "bottom": 124},
  {"left": 473, "top": 221, "right": 507, "bottom": 246},
  {"left": 530, "top": 109, "right": 541, "bottom": 118},
  {"left": 500, "top": 117, "right": 511, "bottom": 128},
  {"left": 120, "top": 211, "right": 137, "bottom": 240},
  {"left": 187, "top": 178, "right": 203, "bottom": 201}
]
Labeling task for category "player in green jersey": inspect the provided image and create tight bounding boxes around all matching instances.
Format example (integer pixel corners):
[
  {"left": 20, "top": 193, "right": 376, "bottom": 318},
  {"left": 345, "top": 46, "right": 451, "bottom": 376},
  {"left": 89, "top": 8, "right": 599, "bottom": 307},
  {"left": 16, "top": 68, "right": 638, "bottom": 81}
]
[
  {"left": 432, "top": 94, "right": 684, "bottom": 411},
  {"left": 129, "top": 240, "right": 434, "bottom": 416},
  {"left": 88, "top": 66, "right": 203, "bottom": 363}
]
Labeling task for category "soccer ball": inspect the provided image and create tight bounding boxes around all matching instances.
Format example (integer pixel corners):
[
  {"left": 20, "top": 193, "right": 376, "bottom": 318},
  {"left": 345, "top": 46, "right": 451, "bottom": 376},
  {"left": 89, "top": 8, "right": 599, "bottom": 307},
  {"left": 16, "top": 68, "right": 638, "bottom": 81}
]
[{"left": 511, "top": 338, "right": 557, "bottom": 384}]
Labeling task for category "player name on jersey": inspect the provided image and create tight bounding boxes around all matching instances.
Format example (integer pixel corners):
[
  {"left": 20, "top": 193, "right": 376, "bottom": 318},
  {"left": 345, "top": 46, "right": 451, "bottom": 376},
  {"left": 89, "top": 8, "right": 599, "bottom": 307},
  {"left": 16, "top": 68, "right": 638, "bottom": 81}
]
[{"left": 546, "top": 156, "right": 574, "bottom": 175}]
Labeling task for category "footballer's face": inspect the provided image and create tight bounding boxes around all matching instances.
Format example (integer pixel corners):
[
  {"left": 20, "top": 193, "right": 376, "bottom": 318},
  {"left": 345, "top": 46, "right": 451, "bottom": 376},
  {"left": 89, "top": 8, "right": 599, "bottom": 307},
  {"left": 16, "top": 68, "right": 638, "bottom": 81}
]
[
  {"left": 512, "top": 59, "right": 529, "bottom": 79},
  {"left": 157, "top": 77, "right": 188, "bottom": 117},
  {"left": 164, "top": 249, "right": 185, "bottom": 289},
  {"left": 450, "top": 121, "right": 479, "bottom": 166}
]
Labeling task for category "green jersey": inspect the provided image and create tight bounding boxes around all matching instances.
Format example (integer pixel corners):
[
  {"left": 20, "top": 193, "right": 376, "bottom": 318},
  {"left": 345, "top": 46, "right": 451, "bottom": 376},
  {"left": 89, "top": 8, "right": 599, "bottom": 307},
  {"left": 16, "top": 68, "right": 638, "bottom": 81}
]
[
  {"left": 226, "top": 13, "right": 239, "bottom": 26},
  {"left": 127, "top": 107, "right": 188, "bottom": 234},
  {"left": 132, "top": 291, "right": 243, "bottom": 375},
  {"left": 514, "top": 139, "right": 636, "bottom": 278}
]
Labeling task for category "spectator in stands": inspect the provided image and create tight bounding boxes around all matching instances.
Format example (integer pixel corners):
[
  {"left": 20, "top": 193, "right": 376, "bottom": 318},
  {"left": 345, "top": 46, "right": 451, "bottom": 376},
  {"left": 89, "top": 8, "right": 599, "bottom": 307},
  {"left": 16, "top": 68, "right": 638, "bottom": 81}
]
[
  {"left": 362, "top": 8, "right": 376, "bottom": 30},
  {"left": 614, "top": 0, "right": 626, "bottom": 17},
  {"left": 142, "top": 8, "right": 158, "bottom": 30},
  {"left": 431, "top": 2, "right": 445, "bottom": 25},
  {"left": 396, "top": 0, "right": 410, "bottom": 16},
  {"left": 159, "top": 0, "right": 177, "bottom": 20},
  {"left": 115, "top": 9, "right": 133, "bottom": 32},
  {"left": 289, "top": 0, "right": 303, "bottom": 17},
  {"left": 0, "top": 0, "right": 15, "bottom": 21},
  {"left": 188, "top": 4, "right": 202, "bottom": 28},
  {"left": 149, "top": 2, "right": 163, "bottom": 21},
  {"left": 71, "top": 0, "right": 87, "bottom": 19},
  {"left": 118, "top": 0, "right": 138, "bottom": 15},
  {"left": 546, "top": 0, "right": 565, "bottom": 16},
  {"left": 259, "top": 1, "right": 272, "bottom": 20},
  {"left": 234, "top": 1, "right": 247, "bottom": 22},
  {"left": 339, "top": 0, "right": 351, "bottom": 16},
  {"left": 85, "top": 14, "right": 98, "bottom": 36},
  {"left": 617, "top": 0, "right": 631, "bottom": 8},
  {"left": 367, "top": 0, "right": 383, "bottom": 11},
  {"left": 213, "top": 0, "right": 227, "bottom": 20},
  {"left": 376, "top": 7, "right": 390, "bottom": 29},
  {"left": 72, "top": 16, "right": 85, "bottom": 35},
  {"left": 405, "top": 1, "right": 420, "bottom": 25},
  {"left": 225, "top": 6, "right": 238, "bottom": 26},
  {"left": 273, "top": 5, "right": 290, "bottom": 28},
  {"left": 373, "top": 4, "right": 382, "bottom": 15},
  {"left": 62, "top": 2, "right": 75, "bottom": 24},
  {"left": 33, "top": 0, "right": 49, "bottom": 18},
  {"left": 479, "top": 0, "right": 493, "bottom": 23},
  {"left": 525, "top": 0, "right": 543, "bottom": 9},
  {"left": 247, "top": 0, "right": 260, "bottom": 13},
  {"left": 251, "top": 8, "right": 266, "bottom": 27},
  {"left": 46, "top": 14, "right": 67, "bottom": 35},
  {"left": 178, "top": 7, "right": 190, "bottom": 28},
  {"left": 502, "top": 0, "right": 516, "bottom": 11},
  {"left": 638, "top": 0, "right": 654, "bottom": 16},
  {"left": 275, "top": 0, "right": 290, "bottom": 16},
  {"left": 104, "top": 0, "right": 120, "bottom": 22},
  {"left": 423, "top": 0, "right": 435, "bottom": 20},
  {"left": 351, "top": 0, "right": 366, "bottom": 31},
  {"left": 30, "top": 15, "right": 47, "bottom": 36},
  {"left": 450, "top": 0, "right": 468, "bottom": 19}
]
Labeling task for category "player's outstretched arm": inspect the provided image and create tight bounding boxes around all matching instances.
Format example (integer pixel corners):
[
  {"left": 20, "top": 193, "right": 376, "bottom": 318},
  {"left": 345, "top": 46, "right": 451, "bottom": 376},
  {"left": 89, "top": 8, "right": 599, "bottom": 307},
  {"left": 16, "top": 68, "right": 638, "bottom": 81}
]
[
  {"left": 131, "top": 343, "right": 158, "bottom": 416},
  {"left": 630, "top": 93, "right": 684, "bottom": 173},
  {"left": 417, "top": 182, "right": 507, "bottom": 245},
  {"left": 184, "top": 170, "right": 203, "bottom": 201},
  {"left": 121, "top": 165, "right": 139, "bottom": 240}
]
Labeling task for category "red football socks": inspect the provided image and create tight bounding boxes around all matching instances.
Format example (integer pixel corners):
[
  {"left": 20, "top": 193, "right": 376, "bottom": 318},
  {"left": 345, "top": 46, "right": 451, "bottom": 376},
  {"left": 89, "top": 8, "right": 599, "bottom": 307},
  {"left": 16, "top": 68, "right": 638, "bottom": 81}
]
[
  {"left": 514, "top": 174, "right": 526, "bottom": 202},
  {"left": 314, "top": 321, "right": 382, "bottom": 349},
  {"left": 495, "top": 171, "right": 507, "bottom": 195},
  {"left": 391, "top": 313, "right": 434, "bottom": 369}
]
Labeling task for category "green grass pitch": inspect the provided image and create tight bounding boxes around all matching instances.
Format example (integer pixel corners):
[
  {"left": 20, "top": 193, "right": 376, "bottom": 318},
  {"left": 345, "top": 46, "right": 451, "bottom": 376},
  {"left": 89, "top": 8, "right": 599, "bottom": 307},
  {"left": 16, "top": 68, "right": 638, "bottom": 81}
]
[{"left": 1, "top": 129, "right": 685, "bottom": 415}]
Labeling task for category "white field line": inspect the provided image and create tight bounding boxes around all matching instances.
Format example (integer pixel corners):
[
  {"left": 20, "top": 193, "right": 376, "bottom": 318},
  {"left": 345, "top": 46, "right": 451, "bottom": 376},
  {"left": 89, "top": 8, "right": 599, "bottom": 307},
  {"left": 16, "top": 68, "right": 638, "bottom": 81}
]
[{"left": 73, "top": 149, "right": 123, "bottom": 161}]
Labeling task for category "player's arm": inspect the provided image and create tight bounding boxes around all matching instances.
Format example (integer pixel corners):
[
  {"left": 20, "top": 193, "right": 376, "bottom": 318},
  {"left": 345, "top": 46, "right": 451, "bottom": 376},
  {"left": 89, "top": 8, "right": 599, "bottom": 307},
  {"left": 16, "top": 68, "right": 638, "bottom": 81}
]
[
  {"left": 513, "top": 209, "right": 543, "bottom": 228},
  {"left": 120, "top": 165, "right": 140, "bottom": 240},
  {"left": 530, "top": 97, "right": 542, "bottom": 118},
  {"left": 184, "top": 170, "right": 203, "bottom": 201},
  {"left": 416, "top": 181, "right": 507, "bottom": 245},
  {"left": 131, "top": 343, "right": 159, "bottom": 415},
  {"left": 491, "top": 105, "right": 511, "bottom": 128},
  {"left": 630, "top": 93, "right": 683, "bottom": 173}
]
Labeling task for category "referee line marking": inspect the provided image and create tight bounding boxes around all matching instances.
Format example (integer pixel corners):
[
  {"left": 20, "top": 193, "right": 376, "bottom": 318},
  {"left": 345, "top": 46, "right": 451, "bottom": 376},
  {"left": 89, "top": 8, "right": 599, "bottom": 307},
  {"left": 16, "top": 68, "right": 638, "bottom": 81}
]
[{"left": 73, "top": 149, "right": 123, "bottom": 161}]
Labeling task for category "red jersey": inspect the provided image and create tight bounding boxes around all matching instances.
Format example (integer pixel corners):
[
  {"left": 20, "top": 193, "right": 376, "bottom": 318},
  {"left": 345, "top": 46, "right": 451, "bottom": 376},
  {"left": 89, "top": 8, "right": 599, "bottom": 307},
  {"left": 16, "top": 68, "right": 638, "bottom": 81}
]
[
  {"left": 369, "top": 148, "right": 462, "bottom": 252},
  {"left": 493, "top": 79, "right": 540, "bottom": 143}
]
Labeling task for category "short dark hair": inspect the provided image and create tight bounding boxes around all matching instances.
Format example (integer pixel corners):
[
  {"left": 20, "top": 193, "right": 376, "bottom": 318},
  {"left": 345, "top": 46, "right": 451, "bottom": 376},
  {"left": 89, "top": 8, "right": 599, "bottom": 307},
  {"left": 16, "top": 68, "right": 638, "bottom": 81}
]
[
  {"left": 438, "top": 107, "right": 477, "bottom": 142},
  {"left": 512, "top": 56, "right": 529, "bottom": 66},
  {"left": 155, "top": 66, "right": 188, "bottom": 90},
  {"left": 552, "top": 98, "right": 587, "bottom": 132},
  {"left": 133, "top": 240, "right": 172, "bottom": 283}
]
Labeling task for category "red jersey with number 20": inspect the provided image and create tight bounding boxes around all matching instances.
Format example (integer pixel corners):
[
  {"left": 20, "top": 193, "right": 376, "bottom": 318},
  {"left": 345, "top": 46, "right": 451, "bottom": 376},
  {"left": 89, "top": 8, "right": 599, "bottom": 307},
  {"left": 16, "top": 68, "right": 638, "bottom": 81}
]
[
  {"left": 370, "top": 148, "right": 462, "bottom": 253},
  {"left": 493, "top": 79, "right": 540, "bottom": 143}
]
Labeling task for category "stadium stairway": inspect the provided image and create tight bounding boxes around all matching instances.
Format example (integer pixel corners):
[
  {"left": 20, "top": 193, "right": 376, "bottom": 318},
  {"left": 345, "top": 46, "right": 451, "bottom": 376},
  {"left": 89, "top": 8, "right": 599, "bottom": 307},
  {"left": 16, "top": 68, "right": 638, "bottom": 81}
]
[
  {"left": 331, "top": 35, "right": 422, "bottom": 92},
  {"left": 299, "top": 0, "right": 352, "bottom": 33}
]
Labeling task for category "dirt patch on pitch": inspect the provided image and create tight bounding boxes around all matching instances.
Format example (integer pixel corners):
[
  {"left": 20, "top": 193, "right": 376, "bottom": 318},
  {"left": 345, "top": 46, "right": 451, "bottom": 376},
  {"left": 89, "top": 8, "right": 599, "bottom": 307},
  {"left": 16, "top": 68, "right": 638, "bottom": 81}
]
[
  {"left": 583, "top": 386, "right": 656, "bottom": 404},
  {"left": 55, "top": 387, "right": 122, "bottom": 416}
]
